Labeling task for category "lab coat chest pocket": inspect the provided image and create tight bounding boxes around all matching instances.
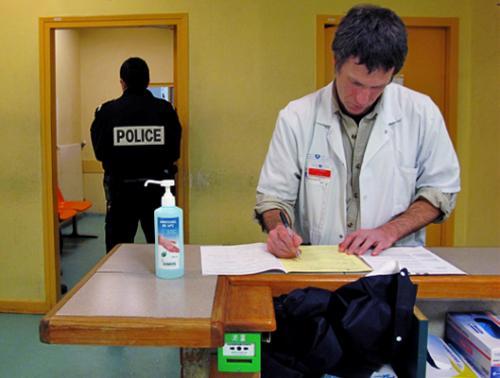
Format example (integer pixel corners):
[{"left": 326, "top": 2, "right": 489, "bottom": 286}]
[
  {"left": 383, "top": 124, "right": 418, "bottom": 217},
  {"left": 303, "top": 154, "right": 332, "bottom": 239}
]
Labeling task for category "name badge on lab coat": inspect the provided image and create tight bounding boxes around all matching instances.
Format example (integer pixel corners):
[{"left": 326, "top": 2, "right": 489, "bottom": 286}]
[{"left": 306, "top": 154, "right": 333, "bottom": 182}]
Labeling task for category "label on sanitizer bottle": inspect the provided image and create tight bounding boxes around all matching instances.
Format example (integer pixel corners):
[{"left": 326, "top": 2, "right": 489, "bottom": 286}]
[{"left": 157, "top": 217, "right": 180, "bottom": 269}]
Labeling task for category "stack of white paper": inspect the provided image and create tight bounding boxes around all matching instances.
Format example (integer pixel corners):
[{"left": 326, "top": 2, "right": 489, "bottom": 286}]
[{"left": 361, "top": 247, "right": 466, "bottom": 275}]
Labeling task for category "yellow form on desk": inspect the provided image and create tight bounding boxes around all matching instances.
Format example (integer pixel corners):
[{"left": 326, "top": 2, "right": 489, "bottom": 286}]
[
  {"left": 280, "top": 245, "right": 371, "bottom": 273},
  {"left": 200, "top": 243, "right": 371, "bottom": 275}
]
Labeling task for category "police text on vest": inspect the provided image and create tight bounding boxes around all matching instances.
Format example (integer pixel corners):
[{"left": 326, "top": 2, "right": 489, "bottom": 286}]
[{"left": 113, "top": 126, "right": 164, "bottom": 146}]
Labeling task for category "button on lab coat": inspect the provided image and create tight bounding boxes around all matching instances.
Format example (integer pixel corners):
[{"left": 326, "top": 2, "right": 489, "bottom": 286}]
[{"left": 257, "top": 82, "right": 460, "bottom": 246}]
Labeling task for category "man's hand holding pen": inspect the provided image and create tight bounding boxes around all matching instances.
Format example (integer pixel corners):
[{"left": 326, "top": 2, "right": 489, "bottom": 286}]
[{"left": 265, "top": 210, "right": 302, "bottom": 259}]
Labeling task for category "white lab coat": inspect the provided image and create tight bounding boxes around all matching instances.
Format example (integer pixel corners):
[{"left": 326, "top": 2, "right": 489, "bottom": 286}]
[{"left": 257, "top": 82, "right": 460, "bottom": 246}]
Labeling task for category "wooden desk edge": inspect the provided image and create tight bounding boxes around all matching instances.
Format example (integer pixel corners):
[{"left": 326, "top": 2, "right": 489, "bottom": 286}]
[
  {"left": 40, "top": 315, "right": 213, "bottom": 347},
  {"left": 40, "top": 245, "right": 121, "bottom": 344},
  {"left": 227, "top": 274, "right": 500, "bottom": 299},
  {"left": 40, "top": 246, "right": 499, "bottom": 348},
  {"left": 40, "top": 245, "right": 215, "bottom": 347},
  {"left": 43, "top": 245, "right": 122, "bottom": 321}
]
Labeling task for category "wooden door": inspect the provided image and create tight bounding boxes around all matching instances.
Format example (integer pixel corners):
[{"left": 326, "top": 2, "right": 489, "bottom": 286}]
[
  {"left": 317, "top": 17, "right": 458, "bottom": 246},
  {"left": 40, "top": 14, "right": 189, "bottom": 308}
]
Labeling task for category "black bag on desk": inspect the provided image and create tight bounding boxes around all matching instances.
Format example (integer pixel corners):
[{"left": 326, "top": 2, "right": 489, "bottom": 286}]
[{"left": 262, "top": 269, "right": 417, "bottom": 378}]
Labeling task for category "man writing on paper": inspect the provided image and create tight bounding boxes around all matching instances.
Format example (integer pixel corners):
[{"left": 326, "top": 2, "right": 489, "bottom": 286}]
[{"left": 255, "top": 5, "right": 460, "bottom": 258}]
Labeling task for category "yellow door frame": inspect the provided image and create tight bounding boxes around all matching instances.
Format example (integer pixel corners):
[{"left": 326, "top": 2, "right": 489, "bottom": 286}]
[
  {"left": 39, "top": 14, "right": 189, "bottom": 309},
  {"left": 316, "top": 15, "right": 458, "bottom": 246}
]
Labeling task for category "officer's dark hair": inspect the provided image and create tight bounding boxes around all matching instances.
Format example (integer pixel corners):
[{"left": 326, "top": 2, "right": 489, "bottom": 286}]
[
  {"left": 332, "top": 4, "right": 408, "bottom": 74},
  {"left": 120, "top": 57, "right": 150, "bottom": 91}
]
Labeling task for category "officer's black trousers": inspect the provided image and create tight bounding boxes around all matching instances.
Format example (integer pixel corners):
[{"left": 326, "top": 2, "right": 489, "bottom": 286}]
[{"left": 104, "top": 177, "right": 163, "bottom": 253}]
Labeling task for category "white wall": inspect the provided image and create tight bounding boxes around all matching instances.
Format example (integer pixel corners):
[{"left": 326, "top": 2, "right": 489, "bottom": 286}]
[
  {"left": 55, "top": 30, "right": 81, "bottom": 145},
  {"left": 56, "top": 30, "right": 85, "bottom": 199}
]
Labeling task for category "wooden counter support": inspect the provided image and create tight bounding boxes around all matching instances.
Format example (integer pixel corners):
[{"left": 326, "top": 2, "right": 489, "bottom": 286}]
[
  {"left": 224, "top": 284, "right": 276, "bottom": 333},
  {"left": 212, "top": 277, "right": 276, "bottom": 338}
]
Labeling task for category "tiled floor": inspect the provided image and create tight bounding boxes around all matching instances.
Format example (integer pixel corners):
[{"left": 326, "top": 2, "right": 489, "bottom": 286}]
[{"left": 0, "top": 213, "right": 181, "bottom": 378}]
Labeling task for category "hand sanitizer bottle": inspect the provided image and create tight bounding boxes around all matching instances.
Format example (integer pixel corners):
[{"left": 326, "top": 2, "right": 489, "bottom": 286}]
[{"left": 144, "top": 179, "right": 184, "bottom": 279}]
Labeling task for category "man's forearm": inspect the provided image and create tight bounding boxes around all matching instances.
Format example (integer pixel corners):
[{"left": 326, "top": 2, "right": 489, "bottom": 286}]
[
  {"left": 381, "top": 198, "right": 442, "bottom": 242},
  {"left": 261, "top": 209, "right": 285, "bottom": 233},
  {"left": 337, "top": 198, "right": 443, "bottom": 255}
]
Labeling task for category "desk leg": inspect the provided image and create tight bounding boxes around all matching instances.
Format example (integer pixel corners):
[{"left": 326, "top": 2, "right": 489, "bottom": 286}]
[{"left": 180, "top": 348, "right": 211, "bottom": 378}]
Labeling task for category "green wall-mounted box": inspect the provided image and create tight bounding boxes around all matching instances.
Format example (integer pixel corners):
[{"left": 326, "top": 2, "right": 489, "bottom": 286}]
[{"left": 217, "top": 333, "right": 261, "bottom": 373}]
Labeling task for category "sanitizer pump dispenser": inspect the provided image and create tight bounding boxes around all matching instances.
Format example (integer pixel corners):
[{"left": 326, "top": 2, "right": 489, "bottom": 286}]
[{"left": 144, "top": 179, "right": 184, "bottom": 279}]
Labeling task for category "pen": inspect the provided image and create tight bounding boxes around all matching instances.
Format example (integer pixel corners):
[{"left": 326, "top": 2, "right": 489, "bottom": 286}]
[{"left": 279, "top": 211, "right": 301, "bottom": 257}]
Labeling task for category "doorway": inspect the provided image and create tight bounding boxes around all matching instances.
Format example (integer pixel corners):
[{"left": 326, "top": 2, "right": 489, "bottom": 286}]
[
  {"left": 40, "top": 14, "right": 189, "bottom": 307},
  {"left": 316, "top": 15, "right": 458, "bottom": 246}
]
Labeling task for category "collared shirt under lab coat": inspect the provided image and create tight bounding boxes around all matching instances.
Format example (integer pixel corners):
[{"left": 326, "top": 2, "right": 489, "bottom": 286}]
[{"left": 256, "top": 82, "right": 460, "bottom": 246}]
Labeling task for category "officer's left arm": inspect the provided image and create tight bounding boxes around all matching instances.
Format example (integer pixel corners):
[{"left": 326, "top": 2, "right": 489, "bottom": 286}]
[
  {"left": 340, "top": 97, "right": 460, "bottom": 256},
  {"left": 90, "top": 106, "right": 105, "bottom": 162},
  {"left": 164, "top": 102, "right": 182, "bottom": 162}
]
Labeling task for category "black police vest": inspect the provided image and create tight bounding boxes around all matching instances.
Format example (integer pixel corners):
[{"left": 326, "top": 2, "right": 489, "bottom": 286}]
[{"left": 92, "top": 89, "right": 181, "bottom": 180}]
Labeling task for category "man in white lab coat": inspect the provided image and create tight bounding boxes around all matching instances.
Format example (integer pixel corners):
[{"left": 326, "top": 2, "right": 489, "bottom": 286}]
[{"left": 255, "top": 5, "right": 460, "bottom": 258}]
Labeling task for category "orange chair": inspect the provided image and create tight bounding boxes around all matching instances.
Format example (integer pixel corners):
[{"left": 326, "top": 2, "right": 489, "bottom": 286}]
[
  {"left": 58, "top": 207, "right": 77, "bottom": 222},
  {"left": 57, "top": 186, "right": 97, "bottom": 238}
]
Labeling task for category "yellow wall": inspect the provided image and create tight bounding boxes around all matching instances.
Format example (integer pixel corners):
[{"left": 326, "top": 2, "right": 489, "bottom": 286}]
[
  {"left": 463, "top": 1, "right": 500, "bottom": 244},
  {"left": 0, "top": 0, "right": 498, "bottom": 310}
]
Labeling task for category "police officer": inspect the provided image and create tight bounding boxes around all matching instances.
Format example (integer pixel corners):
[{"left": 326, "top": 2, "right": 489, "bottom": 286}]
[{"left": 91, "top": 57, "right": 181, "bottom": 252}]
